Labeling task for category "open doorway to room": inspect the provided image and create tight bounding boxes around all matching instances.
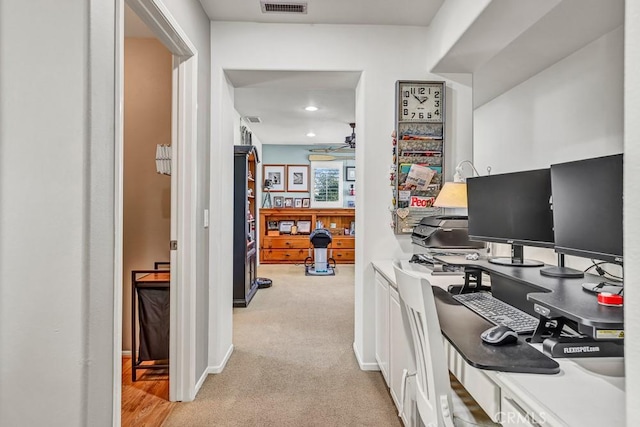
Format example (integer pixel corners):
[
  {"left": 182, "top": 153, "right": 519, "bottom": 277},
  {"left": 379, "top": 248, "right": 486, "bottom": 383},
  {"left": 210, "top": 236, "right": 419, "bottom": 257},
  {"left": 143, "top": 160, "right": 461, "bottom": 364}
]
[
  {"left": 224, "top": 70, "right": 359, "bottom": 300},
  {"left": 115, "top": 0, "right": 199, "bottom": 424},
  {"left": 121, "top": 4, "right": 174, "bottom": 423}
]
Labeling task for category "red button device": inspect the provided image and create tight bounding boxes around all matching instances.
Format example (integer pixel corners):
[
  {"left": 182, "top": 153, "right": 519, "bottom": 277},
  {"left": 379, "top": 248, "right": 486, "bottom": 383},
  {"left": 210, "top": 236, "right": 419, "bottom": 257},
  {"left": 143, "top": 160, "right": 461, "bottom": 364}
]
[{"left": 597, "top": 292, "right": 624, "bottom": 306}]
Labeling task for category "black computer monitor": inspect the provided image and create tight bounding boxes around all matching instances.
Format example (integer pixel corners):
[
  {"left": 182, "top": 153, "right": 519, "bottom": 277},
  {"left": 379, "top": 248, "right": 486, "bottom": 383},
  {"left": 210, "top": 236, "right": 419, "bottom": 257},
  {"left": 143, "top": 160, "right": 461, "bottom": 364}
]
[
  {"left": 467, "top": 168, "right": 554, "bottom": 267},
  {"left": 540, "top": 153, "right": 623, "bottom": 278}
]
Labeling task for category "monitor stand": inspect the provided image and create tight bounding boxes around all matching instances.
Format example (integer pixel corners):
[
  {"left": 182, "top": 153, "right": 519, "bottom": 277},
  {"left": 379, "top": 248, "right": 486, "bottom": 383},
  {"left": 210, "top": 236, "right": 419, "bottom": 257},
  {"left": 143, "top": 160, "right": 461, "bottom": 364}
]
[
  {"left": 489, "top": 244, "right": 543, "bottom": 267},
  {"left": 539, "top": 254, "right": 585, "bottom": 278}
]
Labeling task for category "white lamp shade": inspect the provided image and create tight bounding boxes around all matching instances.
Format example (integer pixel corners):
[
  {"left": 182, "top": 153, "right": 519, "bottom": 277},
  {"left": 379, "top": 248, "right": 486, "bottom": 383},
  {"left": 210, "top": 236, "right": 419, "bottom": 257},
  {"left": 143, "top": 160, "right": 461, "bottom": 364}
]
[{"left": 433, "top": 182, "right": 468, "bottom": 208}]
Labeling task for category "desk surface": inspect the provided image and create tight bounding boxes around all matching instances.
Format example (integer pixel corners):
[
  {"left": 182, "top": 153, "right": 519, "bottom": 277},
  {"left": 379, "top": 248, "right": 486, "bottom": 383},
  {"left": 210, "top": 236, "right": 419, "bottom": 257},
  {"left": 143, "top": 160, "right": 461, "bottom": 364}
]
[
  {"left": 434, "top": 256, "right": 624, "bottom": 330},
  {"left": 432, "top": 286, "right": 559, "bottom": 374},
  {"left": 372, "top": 259, "right": 625, "bottom": 427}
]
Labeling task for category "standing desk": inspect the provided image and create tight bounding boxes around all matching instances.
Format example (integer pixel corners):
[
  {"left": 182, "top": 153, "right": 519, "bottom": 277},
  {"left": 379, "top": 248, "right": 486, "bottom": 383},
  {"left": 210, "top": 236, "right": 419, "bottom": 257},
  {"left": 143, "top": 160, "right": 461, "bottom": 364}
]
[
  {"left": 372, "top": 259, "right": 625, "bottom": 426},
  {"left": 434, "top": 256, "right": 624, "bottom": 338}
]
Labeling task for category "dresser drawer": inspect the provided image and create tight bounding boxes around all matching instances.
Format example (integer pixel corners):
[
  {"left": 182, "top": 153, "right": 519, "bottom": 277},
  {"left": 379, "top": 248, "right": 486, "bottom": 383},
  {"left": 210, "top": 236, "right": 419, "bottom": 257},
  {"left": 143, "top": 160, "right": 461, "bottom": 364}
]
[
  {"left": 331, "top": 249, "right": 354, "bottom": 263},
  {"left": 261, "top": 248, "right": 309, "bottom": 263},
  {"left": 263, "top": 236, "right": 310, "bottom": 249},
  {"left": 330, "top": 238, "right": 355, "bottom": 249}
]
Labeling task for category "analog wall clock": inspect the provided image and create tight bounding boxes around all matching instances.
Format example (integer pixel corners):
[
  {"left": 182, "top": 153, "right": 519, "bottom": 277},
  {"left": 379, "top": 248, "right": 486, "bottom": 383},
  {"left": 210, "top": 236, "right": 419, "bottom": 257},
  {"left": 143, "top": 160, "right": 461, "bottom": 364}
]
[{"left": 397, "top": 81, "right": 443, "bottom": 123}]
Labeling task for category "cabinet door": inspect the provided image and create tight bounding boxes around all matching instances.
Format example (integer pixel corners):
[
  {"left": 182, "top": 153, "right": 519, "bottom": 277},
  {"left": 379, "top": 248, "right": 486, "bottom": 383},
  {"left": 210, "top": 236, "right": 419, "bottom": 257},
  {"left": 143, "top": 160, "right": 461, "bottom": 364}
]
[
  {"left": 389, "top": 286, "right": 415, "bottom": 425},
  {"left": 374, "top": 272, "right": 389, "bottom": 384}
]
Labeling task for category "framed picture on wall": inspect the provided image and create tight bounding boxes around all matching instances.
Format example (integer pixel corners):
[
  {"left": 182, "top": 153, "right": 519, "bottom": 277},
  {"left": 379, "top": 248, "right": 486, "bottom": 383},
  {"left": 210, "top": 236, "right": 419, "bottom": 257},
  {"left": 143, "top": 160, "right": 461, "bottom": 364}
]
[
  {"left": 346, "top": 166, "right": 356, "bottom": 181},
  {"left": 302, "top": 198, "right": 310, "bottom": 208},
  {"left": 294, "top": 198, "right": 303, "bottom": 208},
  {"left": 287, "top": 165, "right": 309, "bottom": 192},
  {"left": 297, "top": 220, "right": 311, "bottom": 234},
  {"left": 278, "top": 220, "right": 294, "bottom": 234},
  {"left": 284, "top": 197, "right": 293, "bottom": 208},
  {"left": 273, "top": 196, "right": 284, "bottom": 208},
  {"left": 263, "top": 164, "right": 286, "bottom": 192}
]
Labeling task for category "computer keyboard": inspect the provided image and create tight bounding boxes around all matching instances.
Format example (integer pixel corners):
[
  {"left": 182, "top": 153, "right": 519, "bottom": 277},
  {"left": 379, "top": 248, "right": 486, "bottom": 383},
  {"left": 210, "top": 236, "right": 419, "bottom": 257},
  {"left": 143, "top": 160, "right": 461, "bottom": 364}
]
[{"left": 452, "top": 292, "right": 539, "bottom": 334}]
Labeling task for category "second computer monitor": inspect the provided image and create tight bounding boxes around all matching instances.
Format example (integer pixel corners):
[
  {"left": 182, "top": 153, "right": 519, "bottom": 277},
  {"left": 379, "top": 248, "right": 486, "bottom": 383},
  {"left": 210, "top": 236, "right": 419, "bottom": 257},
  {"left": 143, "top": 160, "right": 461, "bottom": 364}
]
[
  {"left": 467, "top": 168, "right": 554, "bottom": 267},
  {"left": 551, "top": 153, "right": 623, "bottom": 265}
]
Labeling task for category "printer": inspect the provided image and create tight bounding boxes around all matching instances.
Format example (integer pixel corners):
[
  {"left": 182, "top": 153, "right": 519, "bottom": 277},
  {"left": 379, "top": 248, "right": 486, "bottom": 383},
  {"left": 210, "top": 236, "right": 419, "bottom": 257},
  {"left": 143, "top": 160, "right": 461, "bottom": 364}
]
[{"left": 411, "top": 215, "right": 485, "bottom": 250}]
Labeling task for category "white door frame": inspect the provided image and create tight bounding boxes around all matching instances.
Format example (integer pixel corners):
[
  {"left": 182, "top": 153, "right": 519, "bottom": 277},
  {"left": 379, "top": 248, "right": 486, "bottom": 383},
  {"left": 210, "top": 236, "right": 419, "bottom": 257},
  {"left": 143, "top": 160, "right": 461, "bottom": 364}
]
[{"left": 114, "top": 0, "right": 198, "bottom": 419}]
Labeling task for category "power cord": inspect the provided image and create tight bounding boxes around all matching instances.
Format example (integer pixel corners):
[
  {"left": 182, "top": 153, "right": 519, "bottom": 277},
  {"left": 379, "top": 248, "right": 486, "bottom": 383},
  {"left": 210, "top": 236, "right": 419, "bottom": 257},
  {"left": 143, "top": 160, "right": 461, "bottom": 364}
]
[{"left": 585, "top": 260, "right": 623, "bottom": 282}]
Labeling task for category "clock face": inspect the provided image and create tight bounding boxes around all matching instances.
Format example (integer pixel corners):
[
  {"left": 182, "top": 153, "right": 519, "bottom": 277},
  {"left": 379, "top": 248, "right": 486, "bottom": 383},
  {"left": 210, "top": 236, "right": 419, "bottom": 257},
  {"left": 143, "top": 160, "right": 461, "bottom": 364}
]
[{"left": 399, "top": 83, "right": 443, "bottom": 122}]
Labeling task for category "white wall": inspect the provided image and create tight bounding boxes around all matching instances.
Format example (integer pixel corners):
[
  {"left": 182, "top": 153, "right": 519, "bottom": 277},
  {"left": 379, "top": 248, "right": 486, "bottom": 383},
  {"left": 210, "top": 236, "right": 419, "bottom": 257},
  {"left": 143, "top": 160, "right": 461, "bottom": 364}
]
[
  {"left": 625, "top": 0, "right": 640, "bottom": 424},
  {"left": 473, "top": 26, "right": 624, "bottom": 267},
  {"left": 475, "top": 26, "right": 623, "bottom": 173},
  {"left": 0, "top": 1, "right": 115, "bottom": 425},
  {"left": 208, "top": 22, "right": 474, "bottom": 369},
  {"left": 0, "top": 0, "right": 211, "bottom": 423},
  {"left": 208, "top": 73, "right": 237, "bottom": 368},
  {"left": 424, "top": 0, "right": 492, "bottom": 72}
]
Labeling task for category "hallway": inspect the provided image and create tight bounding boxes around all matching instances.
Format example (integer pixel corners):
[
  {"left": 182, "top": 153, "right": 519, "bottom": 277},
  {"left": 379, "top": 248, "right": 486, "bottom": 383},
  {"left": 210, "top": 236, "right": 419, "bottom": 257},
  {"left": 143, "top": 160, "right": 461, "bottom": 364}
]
[{"left": 165, "top": 264, "right": 400, "bottom": 426}]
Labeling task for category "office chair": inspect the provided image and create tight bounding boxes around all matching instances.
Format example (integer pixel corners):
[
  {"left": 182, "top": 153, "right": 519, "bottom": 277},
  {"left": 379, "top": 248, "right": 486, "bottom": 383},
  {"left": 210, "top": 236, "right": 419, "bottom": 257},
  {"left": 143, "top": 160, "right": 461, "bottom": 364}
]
[{"left": 392, "top": 260, "right": 498, "bottom": 427}]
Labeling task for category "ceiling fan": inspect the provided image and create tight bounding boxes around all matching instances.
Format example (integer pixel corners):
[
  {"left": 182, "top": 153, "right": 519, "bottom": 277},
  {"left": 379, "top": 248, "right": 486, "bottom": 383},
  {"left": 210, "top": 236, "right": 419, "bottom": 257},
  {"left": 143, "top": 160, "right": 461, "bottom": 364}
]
[
  {"left": 344, "top": 122, "right": 356, "bottom": 148},
  {"left": 309, "top": 123, "right": 356, "bottom": 153}
]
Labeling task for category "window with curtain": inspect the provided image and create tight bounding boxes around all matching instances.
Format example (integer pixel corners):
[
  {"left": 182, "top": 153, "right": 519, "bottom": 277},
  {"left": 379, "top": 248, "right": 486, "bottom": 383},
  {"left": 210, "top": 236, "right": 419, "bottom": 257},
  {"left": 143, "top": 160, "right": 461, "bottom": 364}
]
[{"left": 310, "top": 161, "right": 344, "bottom": 208}]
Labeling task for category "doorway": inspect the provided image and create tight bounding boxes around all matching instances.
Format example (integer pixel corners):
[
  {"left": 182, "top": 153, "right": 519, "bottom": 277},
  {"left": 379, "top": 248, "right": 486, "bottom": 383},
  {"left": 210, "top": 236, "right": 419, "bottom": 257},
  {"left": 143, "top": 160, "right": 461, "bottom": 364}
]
[
  {"left": 115, "top": 0, "right": 199, "bottom": 422},
  {"left": 226, "top": 68, "right": 359, "bottom": 322},
  {"left": 121, "top": 5, "right": 173, "bottom": 422}
]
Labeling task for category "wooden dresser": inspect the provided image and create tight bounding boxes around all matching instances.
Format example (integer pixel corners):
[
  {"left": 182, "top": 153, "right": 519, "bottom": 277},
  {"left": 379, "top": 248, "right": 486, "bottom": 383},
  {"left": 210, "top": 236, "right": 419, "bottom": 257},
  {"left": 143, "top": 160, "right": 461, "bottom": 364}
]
[{"left": 259, "top": 208, "right": 355, "bottom": 264}]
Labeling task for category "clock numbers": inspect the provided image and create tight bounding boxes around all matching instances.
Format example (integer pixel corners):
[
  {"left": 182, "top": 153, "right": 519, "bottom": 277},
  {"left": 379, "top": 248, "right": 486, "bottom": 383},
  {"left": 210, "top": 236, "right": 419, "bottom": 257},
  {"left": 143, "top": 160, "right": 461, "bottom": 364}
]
[{"left": 398, "top": 83, "right": 444, "bottom": 122}]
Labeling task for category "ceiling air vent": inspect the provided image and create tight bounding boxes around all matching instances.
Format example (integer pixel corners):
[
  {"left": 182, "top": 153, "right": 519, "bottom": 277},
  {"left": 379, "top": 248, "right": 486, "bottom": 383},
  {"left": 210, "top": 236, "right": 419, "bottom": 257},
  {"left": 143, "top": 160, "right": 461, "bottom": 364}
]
[
  {"left": 245, "top": 116, "right": 262, "bottom": 124},
  {"left": 260, "top": 1, "right": 307, "bottom": 14}
]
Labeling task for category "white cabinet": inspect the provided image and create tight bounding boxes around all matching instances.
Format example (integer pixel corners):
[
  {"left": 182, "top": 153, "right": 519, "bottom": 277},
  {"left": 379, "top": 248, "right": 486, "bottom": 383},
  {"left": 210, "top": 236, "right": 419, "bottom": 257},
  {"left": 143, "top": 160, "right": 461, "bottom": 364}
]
[
  {"left": 500, "top": 394, "right": 542, "bottom": 427},
  {"left": 374, "top": 272, "right": 390, "bottom": 384},
  {"left": 373, "top": 265, "right": 416, "bottom": 425},
  {"left": 389, "top": 285, "right": 416, "bottom": 426}
]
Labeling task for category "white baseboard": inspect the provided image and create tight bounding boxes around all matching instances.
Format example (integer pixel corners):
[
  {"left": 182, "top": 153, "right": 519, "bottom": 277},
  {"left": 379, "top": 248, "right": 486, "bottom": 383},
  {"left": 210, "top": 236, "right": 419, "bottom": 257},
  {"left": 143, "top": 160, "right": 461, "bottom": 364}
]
[
  {"left": 194, "top": 367, "right": 209, "bottom": 396},
  {"left": 208, "top": 344, "right": 234, "bottom": 374},
  {"left": 193, "top": 344, "right": 233, "bottom": 396},
  {"left": 353, "top": 341, "right": 380, "bottom": 371},
  {"left": 194, "top": 345, "right": 234, "bottom": 398},
  {"left": 121, "top": 350, "right": 132, "bottom": 357}
]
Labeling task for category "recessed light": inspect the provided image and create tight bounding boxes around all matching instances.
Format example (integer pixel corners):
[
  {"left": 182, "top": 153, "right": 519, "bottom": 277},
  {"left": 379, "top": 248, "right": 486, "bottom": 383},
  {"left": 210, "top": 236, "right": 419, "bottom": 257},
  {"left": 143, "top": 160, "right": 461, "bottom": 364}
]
[
  {"left": 305, "top": 106, "right": 318, "bottom": 112},
  {"left": 306, "top": 132, "right": 316, "bottom": 137}
]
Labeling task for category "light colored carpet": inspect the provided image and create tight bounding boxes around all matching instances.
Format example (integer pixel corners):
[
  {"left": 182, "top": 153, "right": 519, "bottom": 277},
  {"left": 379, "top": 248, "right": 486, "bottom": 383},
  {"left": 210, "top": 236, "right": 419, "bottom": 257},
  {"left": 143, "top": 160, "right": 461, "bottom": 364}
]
[{"left": 164, "top": 264, "right": 402, "bottom": 427}]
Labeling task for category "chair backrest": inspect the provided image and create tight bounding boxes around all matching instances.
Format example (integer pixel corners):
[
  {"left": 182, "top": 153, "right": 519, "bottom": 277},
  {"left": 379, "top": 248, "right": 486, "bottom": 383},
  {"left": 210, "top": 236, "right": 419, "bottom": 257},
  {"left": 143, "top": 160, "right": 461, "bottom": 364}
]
[{"left": 393, "top": 260, "right": 454, "bottom": 427}]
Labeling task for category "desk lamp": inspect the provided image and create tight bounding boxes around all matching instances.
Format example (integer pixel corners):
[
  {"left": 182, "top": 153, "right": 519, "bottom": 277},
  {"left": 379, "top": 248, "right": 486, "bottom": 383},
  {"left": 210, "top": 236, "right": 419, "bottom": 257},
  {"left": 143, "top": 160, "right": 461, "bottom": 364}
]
[{"left": 433, "top": 160, "right": 487, "bottom": 216}]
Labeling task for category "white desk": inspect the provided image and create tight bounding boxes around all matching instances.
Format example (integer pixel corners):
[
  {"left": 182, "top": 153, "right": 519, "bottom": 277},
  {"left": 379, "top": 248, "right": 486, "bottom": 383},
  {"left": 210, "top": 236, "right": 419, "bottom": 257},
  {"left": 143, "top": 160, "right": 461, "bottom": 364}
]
[{"left": 372, "top": 259, "right": 625, "bottom": 427}]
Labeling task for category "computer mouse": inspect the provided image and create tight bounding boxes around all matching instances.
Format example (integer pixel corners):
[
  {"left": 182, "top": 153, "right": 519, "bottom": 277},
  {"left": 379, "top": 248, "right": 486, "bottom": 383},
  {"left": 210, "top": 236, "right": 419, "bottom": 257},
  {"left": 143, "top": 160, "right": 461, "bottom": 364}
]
[{"left": 480, "top": 325, "right": 518, "bottom": 345}]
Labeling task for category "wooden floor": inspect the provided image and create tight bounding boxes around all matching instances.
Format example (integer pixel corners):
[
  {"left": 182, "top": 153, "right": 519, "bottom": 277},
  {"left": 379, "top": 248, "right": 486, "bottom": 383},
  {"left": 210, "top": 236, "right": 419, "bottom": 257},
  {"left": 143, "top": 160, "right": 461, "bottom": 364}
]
[{"left": 122, "top": 356, "right": 175, "bottom": 426}]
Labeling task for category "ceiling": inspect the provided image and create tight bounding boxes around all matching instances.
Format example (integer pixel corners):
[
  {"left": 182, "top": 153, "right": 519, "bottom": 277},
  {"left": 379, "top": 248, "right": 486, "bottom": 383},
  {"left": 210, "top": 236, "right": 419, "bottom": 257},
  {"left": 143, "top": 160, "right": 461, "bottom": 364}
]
[
  {"left": 129, "top": 1, "right": 446, "bottom": 148},
  {"left": 431, "top": 0, "right": 625, "bottom": 108},
  {"left": 227, "top": 70, "right": 359, "bottom": 146},
  {"left": 198, "top": 0, "right": 444, "bottom": 27},
  {"left": 204, "top": 0, "right": 447, "bottom": 148}
]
